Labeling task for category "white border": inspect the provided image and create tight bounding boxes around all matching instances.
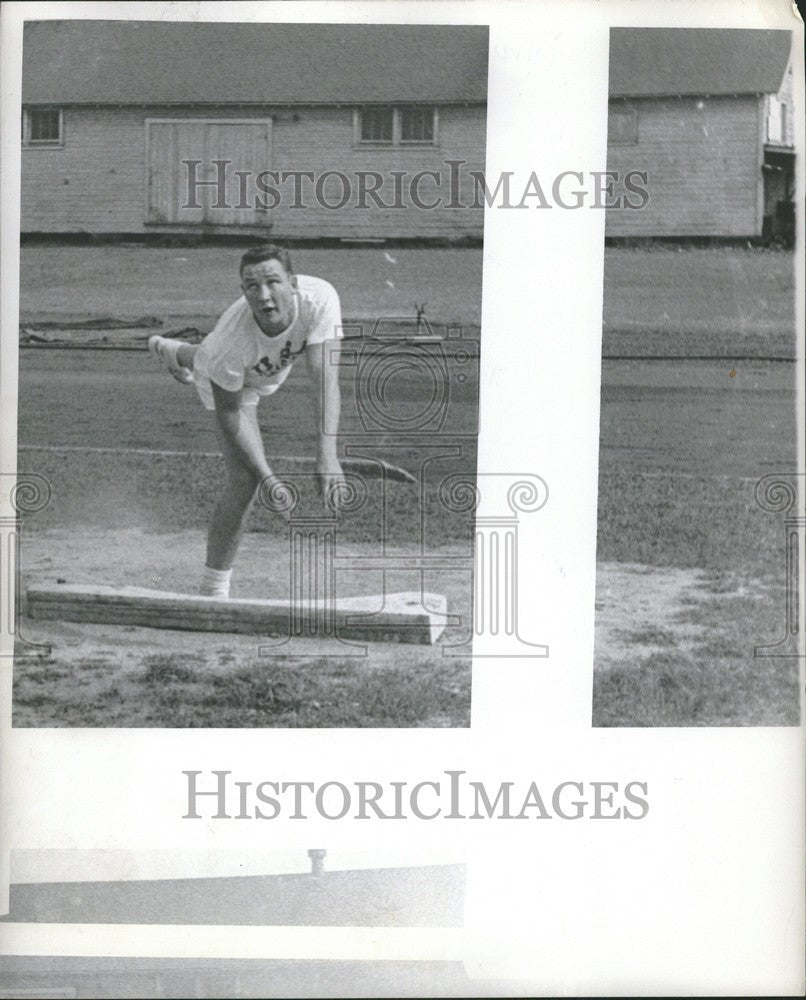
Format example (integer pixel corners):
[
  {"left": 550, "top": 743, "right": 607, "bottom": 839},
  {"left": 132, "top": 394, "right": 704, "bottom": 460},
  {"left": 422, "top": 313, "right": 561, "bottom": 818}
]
[{"left": 1, "top": 1, "right": 804, "bottom": 993}]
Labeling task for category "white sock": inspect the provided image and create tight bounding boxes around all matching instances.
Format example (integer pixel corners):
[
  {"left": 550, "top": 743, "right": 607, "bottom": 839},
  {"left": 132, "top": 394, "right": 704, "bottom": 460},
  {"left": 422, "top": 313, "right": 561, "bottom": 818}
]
[{"left": 200, "top": 566, "right": 232, "bottom": 599}]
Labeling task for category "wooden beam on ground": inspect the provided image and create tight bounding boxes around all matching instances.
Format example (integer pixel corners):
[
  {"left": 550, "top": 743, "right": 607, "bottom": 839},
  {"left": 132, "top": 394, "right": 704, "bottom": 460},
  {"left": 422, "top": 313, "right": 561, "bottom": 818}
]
[{"left": 26, "top": 584, "right": 448, "bottom": 646}]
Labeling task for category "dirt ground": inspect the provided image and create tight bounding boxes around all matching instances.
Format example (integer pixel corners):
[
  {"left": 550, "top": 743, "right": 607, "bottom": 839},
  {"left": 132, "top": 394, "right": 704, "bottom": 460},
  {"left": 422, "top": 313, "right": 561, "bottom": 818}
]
[
  {"left": 15, "top": 526, "right": 472, "bottom": 728},
  {"left": 598, "top": 358, "right": 795, "bottom": 476},
  {"left": 595, "top": 563, "right": 711, "bottom": 662},
  {"left": 592, "top": 560, "right": 798, "bottom": 726}
]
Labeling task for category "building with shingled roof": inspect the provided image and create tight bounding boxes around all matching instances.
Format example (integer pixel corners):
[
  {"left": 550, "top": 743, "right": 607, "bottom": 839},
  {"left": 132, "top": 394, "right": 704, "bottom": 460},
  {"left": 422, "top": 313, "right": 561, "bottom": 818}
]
[
  {"left": 20, "top": 21, "right": 489, "bottom": 240},
  {"left": 605, "top": 28, "right": 795, "bottom": 240}
]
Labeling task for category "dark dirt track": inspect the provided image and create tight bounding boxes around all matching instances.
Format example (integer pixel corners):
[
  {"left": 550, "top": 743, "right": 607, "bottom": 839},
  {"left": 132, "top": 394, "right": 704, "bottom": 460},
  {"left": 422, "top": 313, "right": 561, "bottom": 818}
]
[{"left": 18, "top": 351, "right": 796, "bottom": 477}]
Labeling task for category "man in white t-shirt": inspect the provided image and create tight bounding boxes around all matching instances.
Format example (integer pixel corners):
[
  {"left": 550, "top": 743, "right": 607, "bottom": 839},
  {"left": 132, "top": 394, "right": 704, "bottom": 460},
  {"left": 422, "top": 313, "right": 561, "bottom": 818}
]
[{"left": 148, "top": 244, "right": 345, "bottom": 598}]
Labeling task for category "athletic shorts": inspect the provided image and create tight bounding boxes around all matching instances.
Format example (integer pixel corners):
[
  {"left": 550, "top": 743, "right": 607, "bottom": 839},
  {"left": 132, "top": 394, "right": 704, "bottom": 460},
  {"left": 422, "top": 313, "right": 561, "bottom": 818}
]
[{"left": 192, "top": 370, "right": 282, "bottom": 411}]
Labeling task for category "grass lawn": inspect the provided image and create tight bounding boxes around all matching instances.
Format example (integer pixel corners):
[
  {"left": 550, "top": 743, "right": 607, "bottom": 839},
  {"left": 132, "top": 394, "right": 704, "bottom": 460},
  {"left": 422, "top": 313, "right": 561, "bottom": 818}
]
[
  {"left": 593, "top": 472, "right": 800, "bottom": 727},
  {"left": 14, "top": 647, "right": 470, "bottom": 728}
]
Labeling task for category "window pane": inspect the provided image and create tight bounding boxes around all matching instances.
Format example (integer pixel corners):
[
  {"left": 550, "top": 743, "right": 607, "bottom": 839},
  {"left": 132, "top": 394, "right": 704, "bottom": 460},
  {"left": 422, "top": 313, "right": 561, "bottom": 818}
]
[
  {"left": 767, "top": 96, "right": 782, "bottom": 144},
  {"left": 29, "top": 108, "right": 61, "bottom": 142},
  {"left": 360, "top": 109, "right": 393, "bottom": 143},
  {"left": 401, "top": 108, "right": 434, "bottom": 143}
]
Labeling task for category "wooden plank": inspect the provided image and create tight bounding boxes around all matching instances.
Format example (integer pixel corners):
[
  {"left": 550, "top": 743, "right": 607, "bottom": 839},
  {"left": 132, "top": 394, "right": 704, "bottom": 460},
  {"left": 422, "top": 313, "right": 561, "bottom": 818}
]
[{"left": 26, "top": 584, "right": 447, "bottom": 646}]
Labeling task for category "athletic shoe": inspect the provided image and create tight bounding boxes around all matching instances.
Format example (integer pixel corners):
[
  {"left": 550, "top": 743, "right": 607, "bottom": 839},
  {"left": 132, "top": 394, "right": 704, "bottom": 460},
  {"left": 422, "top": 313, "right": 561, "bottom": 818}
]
[{"left": 148, "top": 335, "right": 194, "bottom": 385}]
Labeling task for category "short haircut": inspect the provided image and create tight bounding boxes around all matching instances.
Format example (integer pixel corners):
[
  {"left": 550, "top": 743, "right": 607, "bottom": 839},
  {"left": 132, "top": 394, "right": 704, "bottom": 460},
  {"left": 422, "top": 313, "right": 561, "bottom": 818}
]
[{"left": 239, "top": 244, "right": 294, "bottom": 276}]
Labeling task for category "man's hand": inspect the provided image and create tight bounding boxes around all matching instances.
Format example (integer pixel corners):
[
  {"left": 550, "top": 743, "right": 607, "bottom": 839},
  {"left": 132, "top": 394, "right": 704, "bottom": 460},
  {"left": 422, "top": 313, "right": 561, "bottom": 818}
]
[
  {"left": 259, "top": 472, "right": 295, "bottom": 523},
  {"left": 316, "top": 454, "right": 347, "bottom": 509}
]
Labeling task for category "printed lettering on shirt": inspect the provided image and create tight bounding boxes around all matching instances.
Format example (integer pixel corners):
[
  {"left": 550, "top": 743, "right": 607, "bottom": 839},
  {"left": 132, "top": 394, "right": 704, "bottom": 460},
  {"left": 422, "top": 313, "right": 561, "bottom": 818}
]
[{"left": 252, "top": 340, "right": 308, "bottom": 379}]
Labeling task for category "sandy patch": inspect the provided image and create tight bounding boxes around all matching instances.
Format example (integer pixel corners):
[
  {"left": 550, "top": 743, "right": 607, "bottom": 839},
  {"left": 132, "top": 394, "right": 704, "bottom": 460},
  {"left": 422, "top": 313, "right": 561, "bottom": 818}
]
[
  {"left": 16, "top": 525, "right": 470, "bottom": 675},
  {"left": 594, "top": 562, "right": 712, "bottom": 669}
]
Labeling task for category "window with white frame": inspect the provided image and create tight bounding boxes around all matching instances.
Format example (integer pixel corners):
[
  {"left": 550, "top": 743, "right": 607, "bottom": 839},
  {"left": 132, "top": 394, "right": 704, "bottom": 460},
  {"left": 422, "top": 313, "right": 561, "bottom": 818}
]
[
  {"left": 359, "top": 107, "right": 394, "bottom": 144},
  {"left": 356, "top": 107, "right": 438, "bottom": 146},
  {"left": 400, "top": 107, "right": 435, "bottom": 143},
  {"left": 22, "top": 107, "right": 64, "bottom": 146}
]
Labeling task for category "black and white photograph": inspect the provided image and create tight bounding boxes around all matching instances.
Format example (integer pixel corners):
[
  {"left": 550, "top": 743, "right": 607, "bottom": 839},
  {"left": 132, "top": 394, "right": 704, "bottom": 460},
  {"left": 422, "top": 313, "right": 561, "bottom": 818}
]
[
  {"left": 1, "top": 2, "right": 803, "bottom": 997},
  {"left": 592, "top": 27, "right": 801, "bottom": 726},
  {"left": 0, "top": 848, "right": 469, "bottom": 998},
  {"left": 11, "top": 20, "right": 489, "bottom": 728}
]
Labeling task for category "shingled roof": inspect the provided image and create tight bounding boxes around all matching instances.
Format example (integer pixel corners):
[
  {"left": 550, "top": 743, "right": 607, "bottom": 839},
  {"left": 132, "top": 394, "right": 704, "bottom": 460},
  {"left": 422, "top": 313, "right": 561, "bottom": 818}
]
[
  {"left": 609, "top": 27, "right": 792, "bottom": 98},
  {"left": 22, "top": 20, "right": 488, "bottom": 105}
]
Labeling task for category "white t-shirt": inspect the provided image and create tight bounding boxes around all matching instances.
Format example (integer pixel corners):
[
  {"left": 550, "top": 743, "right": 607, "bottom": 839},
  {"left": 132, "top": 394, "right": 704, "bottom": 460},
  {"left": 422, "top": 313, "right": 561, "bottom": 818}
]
[{"left": 193, "top": 275, "right": 342, "bottom": 403}]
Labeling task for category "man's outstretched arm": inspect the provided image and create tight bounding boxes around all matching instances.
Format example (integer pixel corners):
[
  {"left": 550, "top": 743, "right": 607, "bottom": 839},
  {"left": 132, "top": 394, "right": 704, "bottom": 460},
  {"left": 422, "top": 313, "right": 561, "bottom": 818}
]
[{"left": 305, "top": 339, "right": 345, "bottom": 498}]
